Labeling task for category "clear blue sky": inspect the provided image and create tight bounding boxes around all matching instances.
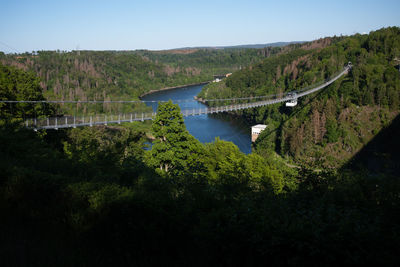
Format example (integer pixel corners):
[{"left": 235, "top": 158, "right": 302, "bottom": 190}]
[{"left": 0, "top": 0, "right": 399, "bottom": 53}]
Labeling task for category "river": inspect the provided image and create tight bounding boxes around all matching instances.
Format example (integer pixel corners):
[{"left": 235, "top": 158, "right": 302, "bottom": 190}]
[{"left": 142, "top": 84, "right": 252, "bottom": 154}]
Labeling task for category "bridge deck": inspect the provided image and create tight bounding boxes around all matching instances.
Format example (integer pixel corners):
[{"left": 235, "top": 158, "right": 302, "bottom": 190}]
[{"left": 23, "top": 65, "right": 351, "bottom": 130}]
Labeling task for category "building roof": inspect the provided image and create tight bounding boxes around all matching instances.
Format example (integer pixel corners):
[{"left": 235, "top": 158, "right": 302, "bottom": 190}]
[
  {"left": 252, "top": 124, "right": 267, "bottom": 129},
  {"left": 251, "top": 124, "right": 267, "bottom": 135}
]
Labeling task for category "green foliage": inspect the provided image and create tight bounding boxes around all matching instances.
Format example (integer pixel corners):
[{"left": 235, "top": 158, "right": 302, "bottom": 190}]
[
  {"left": 2, "top": 120, "right": 399, "bottom": 266},
  {"left": 1, "top": 123, "right": 399, "bottom": 264},
  {"left": 147, "top": 100, "right": 206, "bottom": 177},
  {"left": 136, "top": 47, "right": 281, "bottom": 77},
  {"left": 64, "top": 126, "right": 145, "bottom": 172},
  {"left": 0, "top": 48, "right": 279, "bottom": 116},
  {"left": 203, "top": 138, "right": 292, "bottom": 194},
  {"left": 0, "top": 63, "right": 54, "bottom": 120},
  {"left": 1, "top": 30, "right": 400, "bottom": 266},
  {"left": 325, "top": 118, "right": 340, "bottom": 143},
  {"left": 201, "top": 27, "right": 400, "bottom": 167}
]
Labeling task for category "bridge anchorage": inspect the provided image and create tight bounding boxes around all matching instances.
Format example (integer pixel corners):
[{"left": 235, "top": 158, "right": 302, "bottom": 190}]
[{"left": 13, "top": 63, "right": 352, "bottom": 130}]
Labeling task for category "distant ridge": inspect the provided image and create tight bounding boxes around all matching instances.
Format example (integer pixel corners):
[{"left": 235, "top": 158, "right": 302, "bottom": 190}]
[
  {"left": 217, "top": 41, "right": 307, "bottom": 49},
  {"left": 173, "top": 41, "right": 307, "bottom": 50}
]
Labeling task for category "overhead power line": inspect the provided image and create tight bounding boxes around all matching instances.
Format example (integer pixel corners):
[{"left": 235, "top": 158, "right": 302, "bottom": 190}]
[{"left": 0, "top": 41, "right": 20, "bottom": 54}]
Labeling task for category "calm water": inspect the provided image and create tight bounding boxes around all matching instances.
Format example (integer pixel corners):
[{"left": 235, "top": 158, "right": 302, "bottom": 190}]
[{"left": 142, "top": 84, "right": 252, "bottom": 154}]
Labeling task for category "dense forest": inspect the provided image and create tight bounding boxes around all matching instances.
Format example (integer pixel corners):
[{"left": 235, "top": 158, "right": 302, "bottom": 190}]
[
  {"left": 199, "top": 27, "right": 400, "bottom": 168},
  {"left": 135, "top": 47, "right": 284, "bottom": 75},
  {"left": 0, "top": 47, "right": 283, "bottom": 114},
  {"left": 1, "top": 27, "right": 400, "bottom": 266},
  {"left": 0, "top": 47, "right": 285, "bottom": 116}
]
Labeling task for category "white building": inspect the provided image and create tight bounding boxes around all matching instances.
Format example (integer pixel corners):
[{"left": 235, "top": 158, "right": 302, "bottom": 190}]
[{"left": 251, "top": 124, "right": 267, "bottom": 142}]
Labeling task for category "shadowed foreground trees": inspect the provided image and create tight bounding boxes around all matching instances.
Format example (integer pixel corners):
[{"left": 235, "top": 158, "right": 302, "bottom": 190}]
[{"left": 1, "top": 122, "right": 399, "bottom": 266}]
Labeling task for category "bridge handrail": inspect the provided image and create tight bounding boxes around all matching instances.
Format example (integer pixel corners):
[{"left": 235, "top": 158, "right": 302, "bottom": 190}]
[
  {"left": 202, "top": 66, "right": 349, "bottom": 102},
  {"left": 21, "top": 64, "right": 351, "bottom": 130},
  {"left": 1, "top": 67, "right": 349, "bottom": 105}
]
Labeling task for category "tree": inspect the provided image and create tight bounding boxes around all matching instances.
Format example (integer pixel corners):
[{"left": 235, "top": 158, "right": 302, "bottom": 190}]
[
  {"left": 63, "top": 125, "right": 145, "bottom": 169},
  {"left": 147, "top": 100, "right": 205, "bottom": 176},
  {"left": 325, "top": 118, "right": 340, "bottom": 143},
  {"left": 204, "top": 137, "right": 246, "bottom": 182},
  {"left": 0, "top": 63, "right": 54, "bottom": 120}
]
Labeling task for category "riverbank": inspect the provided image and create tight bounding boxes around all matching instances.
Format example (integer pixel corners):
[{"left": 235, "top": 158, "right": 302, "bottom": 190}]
[{"left": 140, "top": 81, "right": 211, "bottom": 98}]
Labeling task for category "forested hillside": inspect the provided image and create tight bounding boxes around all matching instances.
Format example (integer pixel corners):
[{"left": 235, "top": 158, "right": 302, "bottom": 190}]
[
  {"left": 135, "top": 47, "right": 283, "bottom": 75},
  {"left": 199, "top": 27, "right": 400, "bottom": 168},
  {"left": 0, "top": 48, "right": 286, "bottom": 116},
  {"left": 0, "top": 50, "right": 202, "bottom": 101},
  {"left": 1, "top": 62, "right": 399, "bottom": 266},
  {"left": 0, "top": 48, "right": 281, "bottom": 103}
]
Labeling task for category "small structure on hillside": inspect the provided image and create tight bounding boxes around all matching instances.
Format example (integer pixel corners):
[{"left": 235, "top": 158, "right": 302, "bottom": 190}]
[
  {"left": 213, "top": 73, "right": 233, "bottom": 83},
  {"left": 251, "top": 124, "right": 267, "bottom": 142}
]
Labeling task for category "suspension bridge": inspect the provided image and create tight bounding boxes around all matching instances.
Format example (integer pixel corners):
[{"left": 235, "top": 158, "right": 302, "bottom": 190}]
[{"left": 6, "top": 63, "right": 352, "bottom": 130}]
